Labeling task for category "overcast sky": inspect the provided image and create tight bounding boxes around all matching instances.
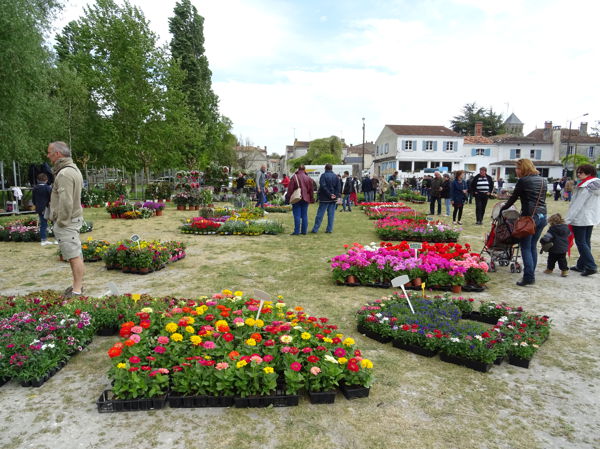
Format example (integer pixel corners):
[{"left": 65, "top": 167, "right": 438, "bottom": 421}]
[{"left": 54, "top": 0, "right": 599, "bottom": 155}]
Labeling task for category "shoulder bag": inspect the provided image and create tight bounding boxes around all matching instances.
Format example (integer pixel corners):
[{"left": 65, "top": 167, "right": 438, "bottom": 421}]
[
  {"left": 511, "top": 179, "right": 544, "bottom": 239},
  {"left": 289, "top": 174, "right": 302, "bottom": 204}
]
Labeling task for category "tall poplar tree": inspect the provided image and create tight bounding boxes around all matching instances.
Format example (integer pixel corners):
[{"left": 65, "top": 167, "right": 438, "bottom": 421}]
[{"left": 169, "top": 0, "right": 234, "bottom": 166}]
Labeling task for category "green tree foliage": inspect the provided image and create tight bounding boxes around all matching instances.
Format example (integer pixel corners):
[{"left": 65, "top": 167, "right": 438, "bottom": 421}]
[
  {"left": 290, "top": 136, "right": 343, "bottom": 169},
  {"left": 0, "top": 0, "right": 64, "bottom": 163},
  {"left": 169, "top": 0, "right": 235, "bottom": 167},
  {"left": 450, "top": 103, "right": 505, "bottom": 136}
]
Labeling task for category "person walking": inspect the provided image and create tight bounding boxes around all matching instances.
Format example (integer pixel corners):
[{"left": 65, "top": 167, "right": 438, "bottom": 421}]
[
  {"left": 340, "top": 171, "right": 355, "bottom": 212},
  {"left": 499, "top": 159, "right": 547, "bottom": 287},
  {"left": 255, "top": 165, "right": 266, "bottom": 208},
  {"left": 441, "top": 173, "right": 451, "bottom": 216},
  {"left": 450, "top": 170, "right": 468, "bottom": 224},
  {"left": 565, "top": 164, "right": 600, "bottom": 276},
  {"left": 311, "top": 164, "right": 341, "bottom": 234},
  {"left": 285, "top": 165, "right": 314, "bottom": 235},
  {"left": 32, "top": 173, "right": 54, "bottom": 246},
  {"left": 371, "top": 176, "right": 380, "bottom": 201},
  {"left": 47, "top": 141, "right": 85, "bottom": 297},
  {"left": 235, "top": 172, "right": 246, "bottom": 194},
  {"left": 471, "top": 167, "right": 494, "bottom": 224},
  {"left": 361, "top": 174, "right": 373, "bottom": 203},
  {"left": 540, "top": 213, "right": 571, "bottom": 277},
  {"left": 552, "top": 180, "right": 562, "bottom": 201},
  {"left": 429, "top": 171, "right": 443, "bottom": 215}
]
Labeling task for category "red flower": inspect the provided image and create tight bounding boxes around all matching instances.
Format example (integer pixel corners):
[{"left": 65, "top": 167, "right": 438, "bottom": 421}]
[
  {"left": 129, "top": 367, "right": 139, "bottom": 372},
  {"left": 222, "top": 333, "right": 234, "bottom": 342},
  {"left": 139, "top": 320, "right": 151, "bottom": 329},
  {"left": 347, "top": 362, "right": 360, "bottom": 372},
  {"left": 290, "top": 362, "right": 302, "bottom": 372},
  {"left": 107, "top": 347, "right": 122, "bottom": 358},
  {"left": 307, "top": 355, "right": 320, "bottom": 363},
  {"left": 129, "top": 356, "right": 141, "bottom": 364}
]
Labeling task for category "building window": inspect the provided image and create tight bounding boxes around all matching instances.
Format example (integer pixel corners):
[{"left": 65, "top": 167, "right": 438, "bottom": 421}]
[
  {"left": 529, "top": 149, "right": 541, "bottom": 160},
  {"left": 404, "top": 141, "right": 413, "bottom": 151},
  {"left": 424, "top": 140, "right": 434, "bottom": 151},
  {"left": 398, "top": 161, "right": 411, "bottom": 172},
  {"left": 566, "top": 145, "right": 573, "bottom": 155},
  {"left": 510, "top": 149, "right": 521, "bottom": 159},
  {"left": 414, "top": 161, "right": 427, "bottom": 171},
  {"left": 376, "top": 145, "right": 379, "bottom": 155},
  {"left": 384, "top": 143, "right": 389, "bottom": 154},
  {"left": 475, "top": 148, "right": 485, "bottom": 156},
  {"left": 538, "top": 168, "right": 549, "bottom": 177},
  {"left": 444, "top": 141, "right": 455, "bottom": 152},
  {"left": 589, "top": 146, "right": 595, "bottom": 158}
]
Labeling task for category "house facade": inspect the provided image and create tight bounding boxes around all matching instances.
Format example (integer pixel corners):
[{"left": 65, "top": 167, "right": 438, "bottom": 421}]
[
  {"left": 373, "top": 125, "right": 463, "bottom": 178},
  {"left": 342, "top": 141, "right": 375, "bottom": 175}
]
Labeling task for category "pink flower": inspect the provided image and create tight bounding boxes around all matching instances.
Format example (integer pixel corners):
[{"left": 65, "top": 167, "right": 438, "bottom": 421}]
[
  {"left": 154, "top": 345, "right": 166, "bottom": 354},
  {"left": 130, "top": 326, "right": 143, "bottom": 334},
  {"left": 129, "top": 356, "right": 141, "bottom": 364},
  {"left": 203, "top": 341, "right": 216, "bottom": 349},
  {"left": 216, "top": 362, "right": 229, "bottom": 370},
  {"left": 263, "top": 354, "right": 274, "bottom": 363},
  {"left": 310, "top": 366, "right": 321, "bottom": 376},
  {"left": 129, "top": 334, "right": 140, "bottom": 344},
  {"left": 157, "top": 336, "right": 169, "bottom": 345},
  {"left": 290, "top": 362, "right": 302, "bottom": 372},
  {"left": 333, "top": 347, "right": 346, "bottom": 357}
]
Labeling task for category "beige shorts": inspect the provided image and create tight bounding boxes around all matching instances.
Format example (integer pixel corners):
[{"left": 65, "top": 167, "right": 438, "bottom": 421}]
[{"left": 53, "top": 217, "right": 83, "bottom": 260}]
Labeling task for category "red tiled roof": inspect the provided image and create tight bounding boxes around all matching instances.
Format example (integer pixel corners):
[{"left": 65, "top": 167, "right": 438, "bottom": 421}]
[
  {"left": 526, "top": 128, "right": 600, "bottom": 143},
  {"left": 489, "top": 135, "right": 547, "bottom": 144},
  {"left": 386, "top": 125, "right": 460, "bottom": 137},
  {"left": 464, "top": 136, "right": 494, "bottom": 144}
]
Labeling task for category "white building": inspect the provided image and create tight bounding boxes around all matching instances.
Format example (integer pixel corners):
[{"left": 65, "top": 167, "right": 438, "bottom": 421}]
[{"left": 373, "top": 125, "right": 463, "bottom": 179}]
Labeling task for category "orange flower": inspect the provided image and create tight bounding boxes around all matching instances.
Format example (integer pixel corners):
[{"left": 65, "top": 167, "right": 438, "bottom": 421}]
[
  {"left": 228, "top": 350, "right": 240, "bottom": 360},
  {"left": 250, "top": 332, "right": 263, "bottom": 343},
  {"left": 124, "top": 339, "right": 135, "bottom": 347}
]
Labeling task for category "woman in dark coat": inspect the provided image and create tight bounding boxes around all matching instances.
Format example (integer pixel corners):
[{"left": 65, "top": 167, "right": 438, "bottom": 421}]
[{"left": 450, "top": 170, "right": 468, "bottom": 224}]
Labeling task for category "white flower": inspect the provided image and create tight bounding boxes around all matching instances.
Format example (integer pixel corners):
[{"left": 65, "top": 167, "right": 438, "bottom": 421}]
[
  {"left": 474, "top": 335, "right": 483, "bottom": 341},
  {"left": 450, "top": 337, "right": 460, "bottom": 343},
  {"left": 520, "top": 342, "right": 529, "bottom": 347},
  {"left": 324, "top": 354, "right": 339, "bottom": 364}
]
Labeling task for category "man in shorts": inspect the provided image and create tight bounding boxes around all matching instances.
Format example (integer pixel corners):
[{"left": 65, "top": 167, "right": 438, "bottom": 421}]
[{"left": 47, "top": 141, "right": 85, "bottom": 296}]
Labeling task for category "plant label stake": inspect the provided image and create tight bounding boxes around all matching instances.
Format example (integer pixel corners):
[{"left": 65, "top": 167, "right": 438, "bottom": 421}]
[
  {"left": 409, "top": 242, "right": 422, "bottom": 259},
  {"left": 253, "top": 289, "right": 271, "bottom": 323},
  {"left": 102, "top": 282, "right": 120, "bottom": 297},
  {"left": 130, "top": 234, "right": 141, "bottom": 250},
  {"left": 392, "top": 275, "right": 415, "bottom": 314},
  {"left": 421, "top": 282, "right": 426, "bottom": 298}
]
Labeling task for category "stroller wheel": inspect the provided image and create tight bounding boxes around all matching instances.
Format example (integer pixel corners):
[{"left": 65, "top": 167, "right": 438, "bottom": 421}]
[
  {"left": 515, "top": 262, "right": 522, "bottom": 273},
  {"left": 510, "top": 263, "right": 515, "bottom": 273},
  {"left": 489, "top": 260, "right": 496, "bottom": 272}
]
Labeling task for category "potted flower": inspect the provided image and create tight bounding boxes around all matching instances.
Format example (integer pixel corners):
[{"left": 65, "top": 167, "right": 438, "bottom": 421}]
[
  {"left": 173, "top": 192, "right": 190, "bottom": 210},
  {"left": 449, "top": 274, "right": 465, "bottom": 294},
  {"left": 409, "top": 267, "right": 426, "bottom": 287},
  {"left": 339, "top": 355, "right": 374, "bottom": 399},
  {"left": 305, "top": 354, "right": 344, "bottom": 404}
]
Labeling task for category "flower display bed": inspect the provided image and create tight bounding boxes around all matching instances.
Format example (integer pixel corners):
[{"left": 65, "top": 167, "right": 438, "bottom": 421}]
[
  {"left": 331, "top": 241, "right": 490, "bottom": 290},
  {"left": 97, "top": 390, "right": 167, "bottom": 412},
  {"left": 106, "top": 200, "right": 165, "bottom": 219},
  {"left": 101, "top": 239, "right": 186, "bottom": 274},
  {"left": 355, "top": 292, "right": 551, "bottom": 372},
  {"left": 103, "top": 290, "right": 374, "bottom": 410},
  {"left": 0, "top": 217, "right": 92, "bottom": 242},
  {"left": 264, "top": 205, "right": 292, "bottom": 213},
  {"left": 180, "top": 207, "right": 284, "bottom": 236},
  {"left": 375, "top": 217, "right": 460, "bottom": 242}
]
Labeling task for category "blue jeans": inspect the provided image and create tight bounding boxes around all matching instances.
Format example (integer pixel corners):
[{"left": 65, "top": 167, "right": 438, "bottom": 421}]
[
  {"left": 572, "top": 225, "right": 596, "bottom": 271},
  {"left": 38, "top": 213, "right": 48, "bottom": 241},
  {"left": 342, "top": 194, "right": 352, "bottom": 211},
  {"left": 364, "top": 191, "right": 374, "bottom": 202},
  {"left": 519, "top": 214, "right": 547, "bottom": 282},
  {"left": 312, "top": 201, "right": 336, "bottom": 233},
  {"left": 255, "top": 190, "right": 266, "bottom": 208},
  {"left": 291, "top": 200, "right": 309, "bottom": 234},
  {"left": 444, "top": 198, "right": 451, "bottom": 215}
]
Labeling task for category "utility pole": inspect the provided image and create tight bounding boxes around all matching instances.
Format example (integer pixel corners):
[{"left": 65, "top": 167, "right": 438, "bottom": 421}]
[{"left": 362, "top": 117, "right": 365, "bottom": 173}]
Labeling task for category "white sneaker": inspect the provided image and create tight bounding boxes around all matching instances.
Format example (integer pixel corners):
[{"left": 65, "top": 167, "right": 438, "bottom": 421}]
[
  {"left": 41, "top": 241, "right": 52, "bottom": 246},
  {"left": 52, "top": 240, "right": 59, "bottom": 245}
]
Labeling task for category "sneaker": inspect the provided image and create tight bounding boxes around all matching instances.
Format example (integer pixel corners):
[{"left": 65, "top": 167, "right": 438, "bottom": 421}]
[
  {"left": 457, "top": 221, "right": 462, "bottom": 225},
  {"left": 561, "top": 270, "right": 569, "bottom": 277},
  {"left": 41, "top": 240, "right": 52, "bottom": 246},
  {"left": 543, "top": 269, "right": 553, "bottom": 274},
  {"left": 581, "top": 269, "right": 597, "bottom": 276},
  {"left": 453, "top": 221, "right": 457, "bottom": 225},
  {"left": 570, "top": 266, "right": 583, "bottom": 272}
]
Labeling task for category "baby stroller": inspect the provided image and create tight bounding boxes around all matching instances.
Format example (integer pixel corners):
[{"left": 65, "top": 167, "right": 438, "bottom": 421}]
[{"left": 480, "top": 202, "right": 522, "bottom": 273}]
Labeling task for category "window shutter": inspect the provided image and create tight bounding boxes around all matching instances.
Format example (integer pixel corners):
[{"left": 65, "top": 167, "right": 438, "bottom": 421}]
[
  {"left": 510, "top": 149, "right": 516, "bottom": 159},
  {"left": 412, "top": 140, "right": 417, "bottom": 151},
  {"left": 471, "top": 148, "right": 477, "bottom": 156},
  {"left": 485, "top": 148, "right": 491, "bottom": 157},
  {"left": 401, "top": 140, "right": 406, "bottom": 151},
  {"left": 433, "top": 141, "right": 438, "bottom": 151},
  {"left": 422, "top": 141, "right": 427, "bottom": 150},
  {"left": 535, "top": 150, "right": 541, "bottom": 160}
]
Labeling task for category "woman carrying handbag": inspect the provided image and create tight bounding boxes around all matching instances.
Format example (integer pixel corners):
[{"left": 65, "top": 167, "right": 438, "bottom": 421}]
[
  {"left": 499, "top": 159, "right": 547, "bottom": 286},
  {"left": 285, "top": 165, "right": 314, "bottom": 235}
]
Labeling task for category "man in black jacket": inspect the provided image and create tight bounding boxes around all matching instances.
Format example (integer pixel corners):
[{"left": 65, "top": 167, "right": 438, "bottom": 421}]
[
  {"left": 311, "top": 164, "right": 341, "bottom": 233},
  {"left": 470, "top": 167, "right": 494, "bottom": 224}
]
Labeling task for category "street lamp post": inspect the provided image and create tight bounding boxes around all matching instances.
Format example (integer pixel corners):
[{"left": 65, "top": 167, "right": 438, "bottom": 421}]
[
  {"left": 565, "top": 113, "right": 589, "bottom": 176},
  {"left": 362, "top": 117, "right": 365, "bottom": 173}
]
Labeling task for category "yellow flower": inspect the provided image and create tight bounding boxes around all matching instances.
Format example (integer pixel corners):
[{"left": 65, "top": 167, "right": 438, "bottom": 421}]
[
  {"left": 280, "top": 335, "right": 293, "bottom": 343},
  {"left": 196, "top": 305, "right": 208, "bottom": 315},
  {"left": 117, "top": 363, "right": 126, "bottom": 369},
  {"left": 263, "top": 366, "right": 274, "bottom": 374},
  {"left": 190, "top": 335, "right": 202, "bottom": 345},
  {"left": 215, "top": 320, "right": 228, "bottom": 329},
  {"left": 234, "top": 290, "right": 243, "bottom": 297},
  {"left": 343, "top": 337, "right": 355, "bottom": 346},
  {"left": 165, "top": 322, "right": 178, "bottom": 333},
  {"left": 141, "top": 307, "right": 153, "bottom": 313},
  {"left": 323, "top": 337, "right": 333, "bottom": 344},
  {"left": 245, "top": 317, "right": 256, "bottom": 326},
  {"left": 87, "top": 236, "right": 93, "bottom": 241},
  {"left": 254, "top": 319, "right": 264, "bottom": 328},
  {"left": 276, "top": 302, "right": 286, "bottom": 309},
  {"left": 236, "top": 360, "right": 248, "bottom": 368},
  {"left": 245, "top": 338, "right": 257, "bottom": 346},
  {"left": 277, "top": 295, "right": 284, "bottom": 300},
  {"left": 185, "top": 326, "right": 195, "bottom": 334},
  {"left": 186, "top": 317, "right": 195, "bottom": 325},
  {"left": 335, "top": 333, "right": 344, "bottom": 339},
  {"left": 131, "top": 293, "right": 141, "bottom": 302},
  {"left": 222, "top": 289, "right": 233, "bottom": 296},
  {"left": 360, "top": 359, "right": 373, "bottom": 369},
  {"left": 338, "top": 357, "right": 348, "bottom": 364},
  {"left": 171, "top": 333, "right": 183, "bottom": 342},
  {"left": 301, "top": 332, "right": 311, "bottom": 340}
]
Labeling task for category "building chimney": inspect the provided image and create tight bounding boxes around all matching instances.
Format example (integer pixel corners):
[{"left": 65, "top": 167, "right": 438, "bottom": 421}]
[
  {"left": 474, "top": 121, "right": 483, "bottom": 137},
  {"left": 544, "top": 121, "right": 552, "bottom": 129},
  {"left": 543, "top": 121, "right": 553, "bottom": 140},
  {"left": 580, "top": 122, "right": 588, "bottom": 137}
]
